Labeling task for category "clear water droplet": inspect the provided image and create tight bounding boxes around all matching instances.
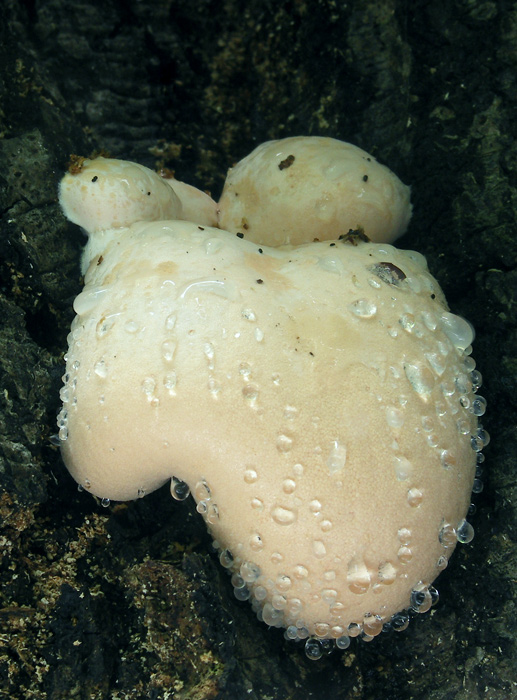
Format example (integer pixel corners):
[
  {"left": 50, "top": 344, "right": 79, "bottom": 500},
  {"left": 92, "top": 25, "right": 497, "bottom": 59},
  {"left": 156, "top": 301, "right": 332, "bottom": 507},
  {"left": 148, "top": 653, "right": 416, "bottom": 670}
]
[
  {"left": 271, "top": 505, "right": 297, "bottom": 525},
  {"left": 407, "top": 487, "right": 423, "bottom": 507},
  {"left": 456, "top": 518, "right": 475, "bottom": 543},
  {"left": 404, "top": 362, "right": 435, "bottom": 401},
  {"left": 162, "top": 339, "right": 176, "bottom": 362},
  {"left": 276, "top": 434, "right": 293, "bottom": 453},
  {"left": 439, "top": 312, "right": 475, "bottom": 350},
  {"left": 249, "top": 533, "right": 264, "bottom": 551},
  {"left": 244, "top": 468, "right": 258, "bottom": 483},
  {"left": 386, "top": 407, "right": 405, "bottom": 428},
  {"left": 94, "top": 359, "right": 108, "bottom": 378},
  {"left": 282, "top": 478, "right": 296, "bottom": 494},
  {"left": 347, "top": 557, "right": 371, "bottom": 594},
  {"left": 348, "top": 299, "right": 377, "bottom": 318},
  {"left": 326, "top": 440, "right": 347, "bottom": 474},
  {"left": 171, "top": 477, "right": 190, "bottom": 501},
  {"left": 312, "top": 540, "right": 327, "bottom": 559}
]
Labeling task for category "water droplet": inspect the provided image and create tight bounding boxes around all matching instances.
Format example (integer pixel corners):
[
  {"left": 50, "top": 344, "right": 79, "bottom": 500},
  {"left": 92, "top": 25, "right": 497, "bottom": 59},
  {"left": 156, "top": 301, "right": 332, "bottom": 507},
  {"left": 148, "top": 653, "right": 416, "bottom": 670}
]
[
  {"left": 348, "top": 299, "right": 377, "bottom": 318},
  {"left": 440, "top": 449, "right": 456, "bottom": 470},
  {"left": 170, "top": 477, "right": 190, "bottom": 501},
  {"left": 242, "top": 308, "right": 256, "bottom": 321},
  {"left": 244, "top": 468, "right": 258, "bottom": 484},
  {"left": 410, "top": 583, "right": 432, "bottom": 613},
  {"left": 239, "top": 362, "right": 252, "bottom": 379},
  {"left": 96, "top": 315, "right": 117, "bottom": 338},
  {"left": 207, "top": 378, "right": 221, "bottom": 397},
  {"left": 347, "top": 558, "right": 371, "bottom": 594},
  {"left": 282, "top": 479, "right": 296, "bottom": 494},
  {"left": 320, "top": 519, "right": 332, "bottom": 532},
  {"left": 363, "top": 614, "right": 383, "bottom": 636},
  {"left": 207, "top": 503, "right": 219, "bottom": 524},
  {"left": 439, "top": 312, "right": 475, "bottom": 350},
  {"left": 439, "top": 522, "right": 457, "bottom": 548},
  {"left": 94, "top": 359, "right": 108, "bottom": 378},
  {"left": 255, "top": 327, "right": 264, "bottom": 342},
  {"left": 249, "top": 533, "right": 264, "bottom": 551},
  {"left": 162, "top": 339, "right": 176, "bottom": 362},
  {"left": 305, "top": 638, "right": 323, "bottom": 661},
  {"left": 378, "top": 561, "right": 397, "bottom": 584},
  {"left": 319, "top": 256, "right": 345, "bottom": 275},
  {"left": 421, "top": 311, "right": 438, "bottom": 331},
  {"left": 312, "top": 540, "right": 327, "bottom": 559},
  {"left": 390, "top": 612, "right": 410, "bottom": 632},
  {"left": 276, "top": 574, "right": 292, "bottom": 592},
  {"left": 470, "top": 370, "right": 483, "bottom": 390},
  {"left": 141, "top": 377, "right": 157, "bottom": 401},
  {"left": 271, "top": 551, "right": 283, "bottom": 563},
  {"left": 242, "top": 384, "right": 259, "bottom": 401},
  {"left": 386, "top": 407, "right": 404, "bottom": 428},
  {"left": 404, "top": 362, "right": 435, "bottom": 401},
  {"left": 456, "top": 518, "right": 475, "bottom": 543},
  {"left": 394, "top": 455, "right": 412, "bottom": 481},
  {"left": 251, "top": 497, "right": 264, "bottom": 510},
  {"left": 124, "top": 320, "right": 139, "bottom": 334},
  {"left": 272, "top": 594, "right": 287, "bottom": 610},
  {"left": 335, "top": 635, "right": 351, "bottom": 650},
  {"left": 101, "top": 497, "right": 110, "bottom": 508},
  {"left": 240, "top": 561, "right": 261, "bottom": 583},
  {"left": 326, "top": 440, "right": 347, "bottom": 474},
  {"left": 472, "top": 396, "right": 487, "bottom": 417},
  {"left": 398, "top": 527, "right": 411, "bottom": 544},
  {"left": 294, "top": 565, "right": 308, "bottom": 579},
  {"left": 309, "top": 499, "right": 322, "bottom": 515},
  {"left": 219, "top": 549, "right": 233, "bottom": 568},
  {"left": 194, "top": 479, "right": 211, "bottom": 501},
  {"left": 276, "top": 434, "right": 293, "bottom": 453},
  {"left": 397, "top": 546, "right": 412, "bottom": 564},
  {"left": 399, "top": 313, "right": 416, "bottom": 332},
  {"left": 165, "top": 314, "right": 176, "bottom": 331},
  {"left": 271, "top": 505, "right": 297, "bottom": 525},
  {"left": 254, "top": 586, "right": 267, "bottom": 601},
  {"left": 203, "top": 342, "right": 215, "bottom": 369},
  {"left": 425, "top": 352, "right": 447, "bottom": 377},
  {"left": 163, "top": 372, "right": 177, "bottom": 395},
  {"left": 293, "top": 463, "right": 304, "bottom": 476},
  {"left": 407, "top": 487, "right": 423, "bottom": 507}
]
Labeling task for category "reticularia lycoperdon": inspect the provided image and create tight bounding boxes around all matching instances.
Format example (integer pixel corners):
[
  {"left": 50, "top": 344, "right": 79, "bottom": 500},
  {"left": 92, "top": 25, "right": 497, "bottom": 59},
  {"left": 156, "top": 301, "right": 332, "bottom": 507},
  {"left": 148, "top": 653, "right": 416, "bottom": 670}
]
[{"left": 57, "top": 137, "right": 488, "bottom": 658}]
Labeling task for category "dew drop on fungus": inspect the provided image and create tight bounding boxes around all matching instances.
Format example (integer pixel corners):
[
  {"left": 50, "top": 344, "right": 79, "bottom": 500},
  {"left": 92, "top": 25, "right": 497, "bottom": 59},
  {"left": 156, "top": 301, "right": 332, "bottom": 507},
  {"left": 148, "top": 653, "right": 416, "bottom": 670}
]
[
  {"left": 171, "top": 477, "right": 190, "bottom": 501},
  {"left": 271, "top": 505, "right": 297, "bottom": 525},
  {"left": 456, "top": 518, "right": 475, "bottom": 543},
  {"left": 348, "top": 299, "right": 377, "bottom": 318}
]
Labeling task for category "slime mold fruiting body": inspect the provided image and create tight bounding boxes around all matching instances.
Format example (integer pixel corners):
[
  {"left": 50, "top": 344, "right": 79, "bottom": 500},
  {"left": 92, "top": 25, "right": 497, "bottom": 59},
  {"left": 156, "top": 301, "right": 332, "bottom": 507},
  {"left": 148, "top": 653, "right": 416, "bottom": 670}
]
[{"left": 57, "top": 139, "right": 487, "bottom": 655}]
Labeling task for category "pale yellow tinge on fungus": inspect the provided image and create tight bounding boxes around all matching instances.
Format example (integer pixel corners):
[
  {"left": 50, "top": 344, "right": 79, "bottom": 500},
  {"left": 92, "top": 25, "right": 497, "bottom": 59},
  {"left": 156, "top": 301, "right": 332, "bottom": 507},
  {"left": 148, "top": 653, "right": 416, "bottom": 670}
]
[{"left": 57, "top": 140, "right": 481, "bottom": 645}]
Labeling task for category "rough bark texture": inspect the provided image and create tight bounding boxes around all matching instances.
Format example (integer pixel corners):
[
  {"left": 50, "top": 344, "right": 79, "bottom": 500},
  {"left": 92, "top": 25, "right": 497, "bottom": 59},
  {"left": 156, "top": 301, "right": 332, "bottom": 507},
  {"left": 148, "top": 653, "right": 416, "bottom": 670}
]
[{"left": 0, "top": 0, "right": 515, "bottom": 698}]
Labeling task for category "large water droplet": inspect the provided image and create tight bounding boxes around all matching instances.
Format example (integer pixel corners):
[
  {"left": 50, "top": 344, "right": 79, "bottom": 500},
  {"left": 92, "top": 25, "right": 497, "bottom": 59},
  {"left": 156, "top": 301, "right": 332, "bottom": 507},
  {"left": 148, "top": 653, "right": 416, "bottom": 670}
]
[
  {"left": 439, "top": 312, "right": 475, "bottom": 350},
  {"left": 271, "top": 505, "right": 297, "bottom": 525}
]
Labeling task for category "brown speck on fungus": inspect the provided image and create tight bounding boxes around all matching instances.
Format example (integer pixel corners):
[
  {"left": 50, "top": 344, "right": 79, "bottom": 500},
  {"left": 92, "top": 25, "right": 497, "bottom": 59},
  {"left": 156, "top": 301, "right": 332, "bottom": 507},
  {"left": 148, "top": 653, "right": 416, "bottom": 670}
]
[{"left": 278, "top": 154, "right": 295, "bottom": 170}]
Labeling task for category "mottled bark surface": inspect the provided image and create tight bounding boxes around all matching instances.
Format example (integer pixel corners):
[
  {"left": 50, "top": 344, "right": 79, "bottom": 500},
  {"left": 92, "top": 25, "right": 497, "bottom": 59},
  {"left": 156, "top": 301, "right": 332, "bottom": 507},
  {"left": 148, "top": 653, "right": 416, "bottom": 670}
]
[{"left": 0, "top": 0, "right": 515, "bottom": 698}]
